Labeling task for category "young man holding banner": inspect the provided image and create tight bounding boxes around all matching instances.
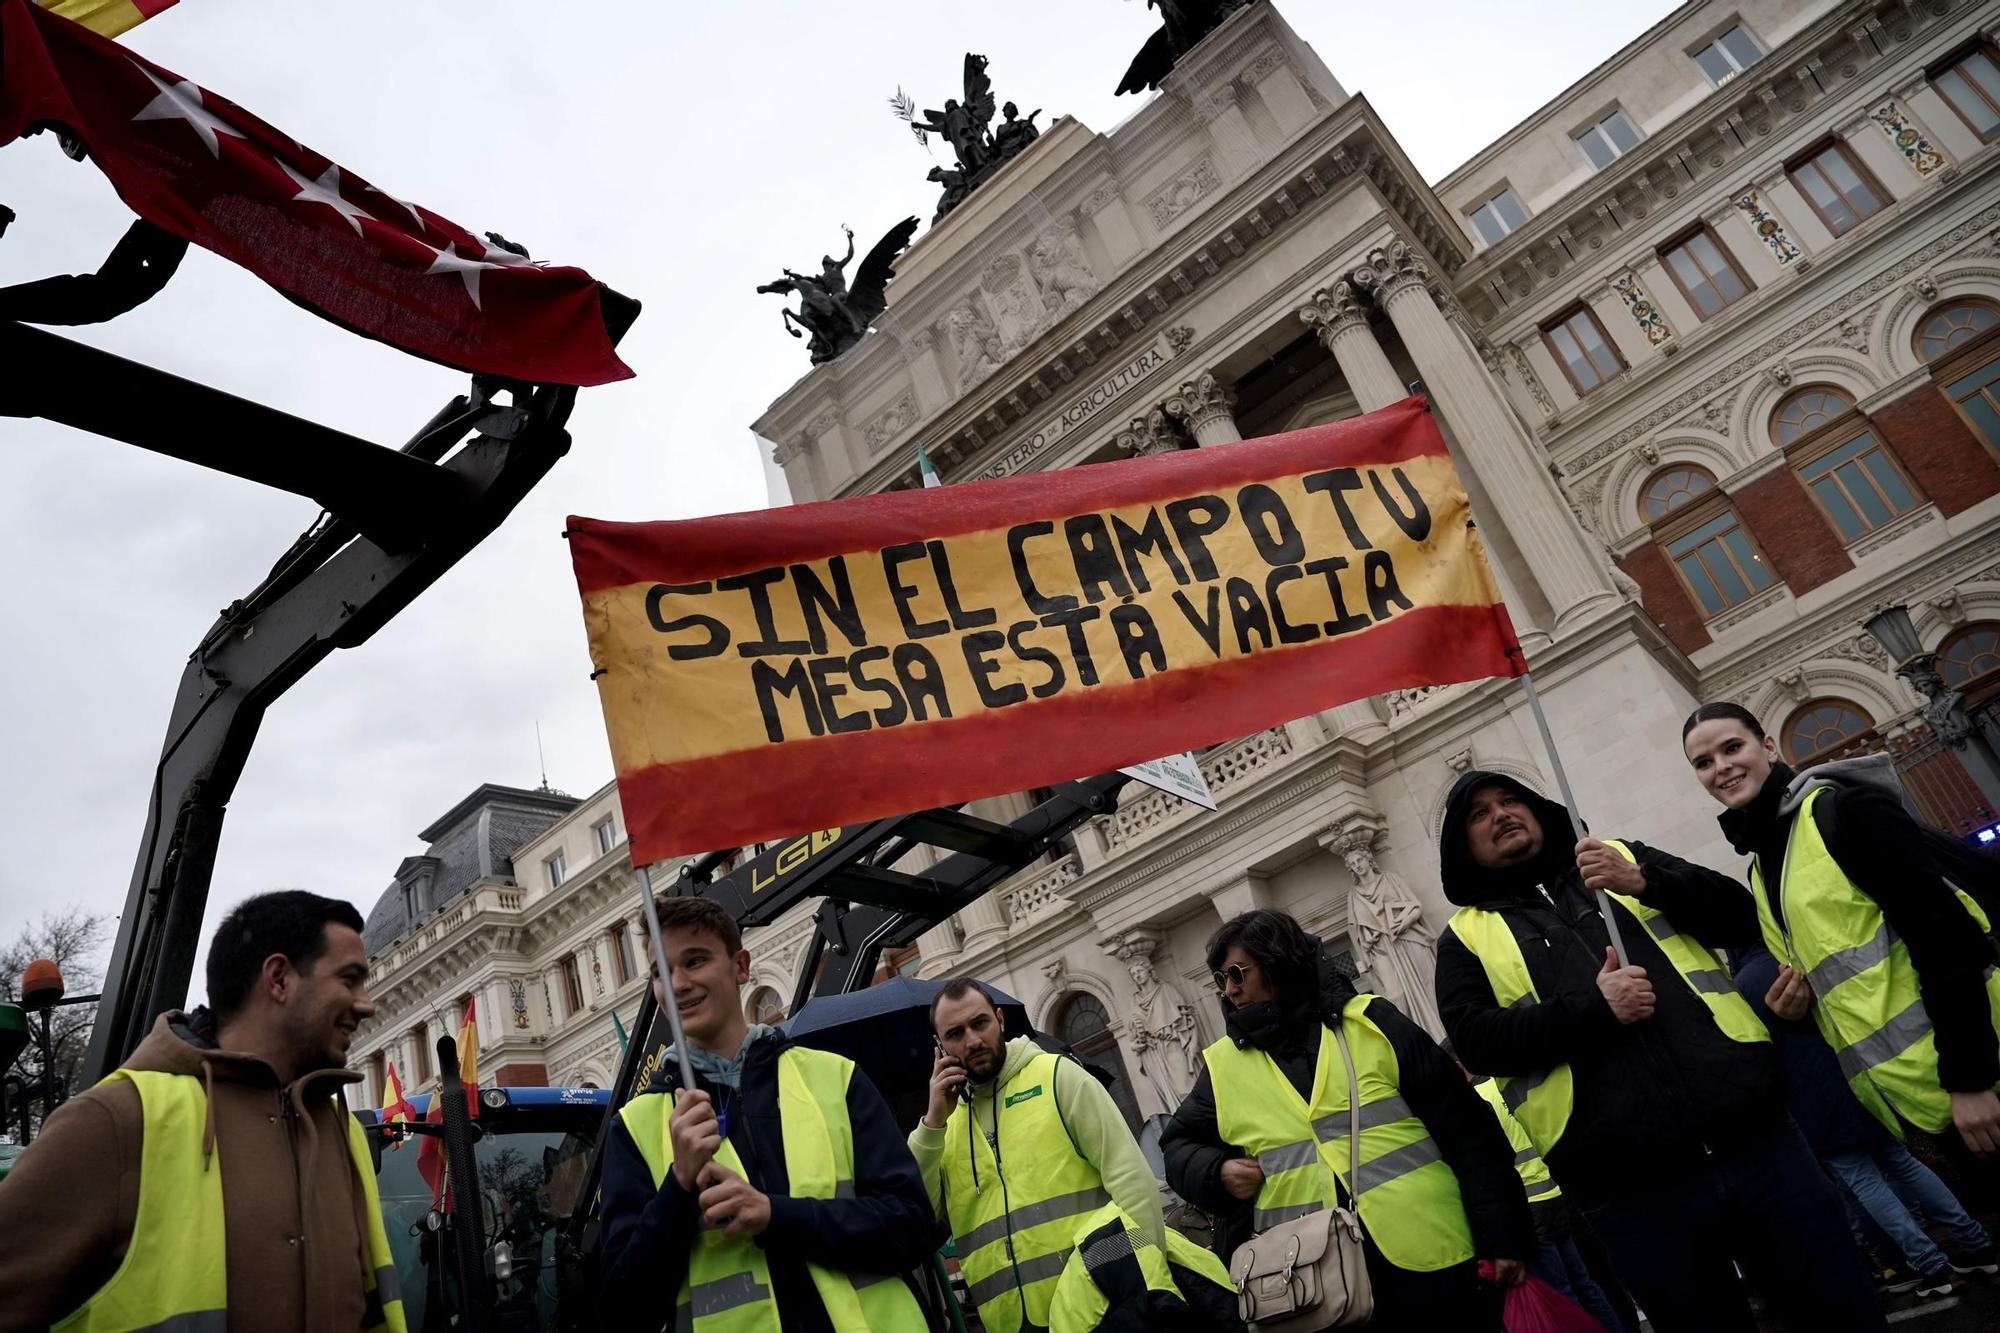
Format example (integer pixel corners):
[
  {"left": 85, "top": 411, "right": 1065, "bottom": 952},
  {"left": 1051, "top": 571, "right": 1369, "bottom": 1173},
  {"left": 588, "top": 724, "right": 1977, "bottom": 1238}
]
[{"left": 595, "top": 896, "right": 935, "bottom": 1331}]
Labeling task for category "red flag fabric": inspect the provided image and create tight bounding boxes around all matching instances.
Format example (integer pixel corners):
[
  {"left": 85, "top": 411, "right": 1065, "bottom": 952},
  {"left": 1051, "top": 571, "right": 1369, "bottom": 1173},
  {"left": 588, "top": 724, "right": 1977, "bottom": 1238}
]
[
  {"left": 0, "top": 0, "right": 632, "bottom": 385},
  {"left": 415, "top": 1098, "right": 449, "bottom": 1213},
  {"left": 456, "top": 996, "right": 480, "bottom": 1121}
]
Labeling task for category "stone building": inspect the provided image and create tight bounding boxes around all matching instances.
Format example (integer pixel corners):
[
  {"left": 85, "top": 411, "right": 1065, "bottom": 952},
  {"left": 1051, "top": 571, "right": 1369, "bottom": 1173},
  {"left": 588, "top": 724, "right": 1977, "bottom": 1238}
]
[{"left": 353, "top": 0, "right": 2000, "bottom": 1124}]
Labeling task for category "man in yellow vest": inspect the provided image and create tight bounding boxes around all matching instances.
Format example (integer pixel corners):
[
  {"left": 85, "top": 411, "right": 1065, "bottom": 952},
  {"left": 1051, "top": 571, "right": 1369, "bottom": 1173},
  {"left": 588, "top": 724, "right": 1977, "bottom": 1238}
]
[
  {"left": 1434, "top": 770, "right": 1886, "bottom": 1333},
  {"left": 0, "top": 890, "right": 405, "bottom": 1333},
  {"left": 595, "top": 895, "right": 934, "bottom": 1331},
  {"left": 914, "top": 978, "right": 1237, "bottom": 1332}
]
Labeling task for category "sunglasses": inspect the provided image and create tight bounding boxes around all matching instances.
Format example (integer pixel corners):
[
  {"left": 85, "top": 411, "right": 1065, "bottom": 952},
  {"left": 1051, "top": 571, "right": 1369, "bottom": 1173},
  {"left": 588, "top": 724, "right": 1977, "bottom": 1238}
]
[{"left": 1212, "top": 962, "right": 1258, "bottom": 992}]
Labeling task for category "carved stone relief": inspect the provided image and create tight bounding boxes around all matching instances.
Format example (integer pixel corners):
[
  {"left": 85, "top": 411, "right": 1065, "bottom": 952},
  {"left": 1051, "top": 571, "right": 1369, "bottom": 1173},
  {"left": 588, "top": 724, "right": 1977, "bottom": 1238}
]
[{"left": 1147, "top": 157, "right": 1222, "bottom": 230}]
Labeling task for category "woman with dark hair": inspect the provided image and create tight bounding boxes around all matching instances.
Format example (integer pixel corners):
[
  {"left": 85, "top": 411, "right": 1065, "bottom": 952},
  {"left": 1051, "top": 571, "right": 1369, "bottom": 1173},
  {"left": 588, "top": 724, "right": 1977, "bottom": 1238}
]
[
  {"left": 1160, "top": 909, "right": 1534, "bottom": 1332},
  {"left": 1681, "top": 702, "right": 2000, "bottom": 1181}
]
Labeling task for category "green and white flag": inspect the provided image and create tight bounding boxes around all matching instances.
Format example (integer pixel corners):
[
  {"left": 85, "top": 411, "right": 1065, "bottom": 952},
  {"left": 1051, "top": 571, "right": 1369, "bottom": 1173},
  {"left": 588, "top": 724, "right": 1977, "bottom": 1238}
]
[{"left": 916, "top": 441, "right": 941, "bottom": 489}]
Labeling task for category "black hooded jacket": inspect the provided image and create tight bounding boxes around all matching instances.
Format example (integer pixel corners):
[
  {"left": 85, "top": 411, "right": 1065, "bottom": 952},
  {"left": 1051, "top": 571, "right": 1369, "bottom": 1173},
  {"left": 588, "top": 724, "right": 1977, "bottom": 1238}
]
[
  {"left": 1160, "top": 948, "right": 1534, "bottom": 1273},
  {"left": 1433, "top": 771, "right": 1781, "bottom": 1204}
]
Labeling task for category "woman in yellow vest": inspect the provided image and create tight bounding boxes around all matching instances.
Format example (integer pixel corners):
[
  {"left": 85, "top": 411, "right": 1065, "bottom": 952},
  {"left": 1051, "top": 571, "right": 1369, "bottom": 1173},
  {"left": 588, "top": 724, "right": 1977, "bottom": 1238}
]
[
  {"left": 1161, "top": 909, "right": 1535, "bottom": 1333},
  {"left": 1682, "top": 701, "right": 2000, "bottom": 1159}
]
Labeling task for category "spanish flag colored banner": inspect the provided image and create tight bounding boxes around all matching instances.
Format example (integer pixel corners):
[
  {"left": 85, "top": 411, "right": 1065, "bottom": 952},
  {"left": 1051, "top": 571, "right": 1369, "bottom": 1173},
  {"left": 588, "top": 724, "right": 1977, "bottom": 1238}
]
[
  {"left": 570, "top": 398, "right": 1523, "bottom": 863},
  {"left": 36, "top": 0, "right": 174, "bottom": 38}
]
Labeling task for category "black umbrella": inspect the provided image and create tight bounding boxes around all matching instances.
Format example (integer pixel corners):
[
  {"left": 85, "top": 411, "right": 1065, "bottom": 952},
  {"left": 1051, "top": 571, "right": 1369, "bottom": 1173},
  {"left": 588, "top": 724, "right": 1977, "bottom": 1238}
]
[{"left": 782, "top": 977, "right": 1032, "bottom": 1112}]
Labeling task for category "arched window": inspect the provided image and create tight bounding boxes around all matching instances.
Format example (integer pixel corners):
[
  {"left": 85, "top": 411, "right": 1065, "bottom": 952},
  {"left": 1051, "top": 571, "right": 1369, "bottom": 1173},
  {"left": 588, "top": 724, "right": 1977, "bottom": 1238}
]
[
  {"left": 1938, "top": 622, "right": 2000, "bottom": 701},
  {"left": 1780, "top": 698, "right": 1878, "bottom": 765},
  {"left": 1638, "top": 465, "right": 1716, "bottom": 522},
  {"left": 747, "top": 987, "right": 786, "bottom": 1025},
  {"left": 1771, "top": 386, "right": 1856, "bottom": 445},
  {"left": 1055, "top": 992, "right": 1145, "bottom": 1133},
  {"left": 1914, "top": 300, "right": 2000, "bottom": 362}
]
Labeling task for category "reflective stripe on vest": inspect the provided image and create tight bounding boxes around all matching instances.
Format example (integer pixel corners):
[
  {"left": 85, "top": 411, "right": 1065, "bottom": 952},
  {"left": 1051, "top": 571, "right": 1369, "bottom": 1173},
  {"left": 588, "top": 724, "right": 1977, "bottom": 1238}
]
[
  {"left": 1751, "top": 787, "right": 2000, "bottom": 1135},
  {"left": 1045, "top": 1201, "right": 1233, "bottom": 1333},
  {"left": 1473, "top": 1077, "right": 1560, "bottom": 1202},
  {"left": 1445, "top": 840, "right": 1768, "bottom": 1156},
  {"left": 53, "top": 1069, "right": 407, "bottom": 1333},
  {"left": 1204, "top": 994, "right": 1476, "bottom": 1273},
  {"left": 617, "top": 1047, "right": 924, "bottom": 1332},
  {"left": 941, "top": 1050, "right": 1108, "bottom": 1333}
]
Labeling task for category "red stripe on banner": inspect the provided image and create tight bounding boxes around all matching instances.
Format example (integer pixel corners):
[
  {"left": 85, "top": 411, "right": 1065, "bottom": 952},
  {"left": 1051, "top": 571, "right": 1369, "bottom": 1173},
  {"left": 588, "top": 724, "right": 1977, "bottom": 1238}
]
[
  {"left": 614, "top": 600, "right": 1521, "bottom": 863},
  {"left": 134, "top": 0, "right": 178, "bottom": 16},
  {"left": 569, "top": 399, "right": 1442, "bottom": 594}
]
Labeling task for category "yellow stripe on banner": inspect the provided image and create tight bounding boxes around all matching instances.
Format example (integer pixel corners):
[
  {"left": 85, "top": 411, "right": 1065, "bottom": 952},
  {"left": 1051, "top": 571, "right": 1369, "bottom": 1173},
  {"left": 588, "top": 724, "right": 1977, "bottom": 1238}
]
[
  {"left": 37, "top": 0, "right": 177, "bottom": 39},
  {"left": 582, "top": 453, "right": 1496, "bottom": 770}
]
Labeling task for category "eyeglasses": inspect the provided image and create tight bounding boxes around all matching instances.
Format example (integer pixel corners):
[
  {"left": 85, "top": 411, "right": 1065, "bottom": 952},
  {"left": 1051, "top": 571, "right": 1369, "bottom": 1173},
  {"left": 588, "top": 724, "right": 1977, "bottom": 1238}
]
[{"left": 1212, "top": 962, "right": 1258, "bottom": 992}]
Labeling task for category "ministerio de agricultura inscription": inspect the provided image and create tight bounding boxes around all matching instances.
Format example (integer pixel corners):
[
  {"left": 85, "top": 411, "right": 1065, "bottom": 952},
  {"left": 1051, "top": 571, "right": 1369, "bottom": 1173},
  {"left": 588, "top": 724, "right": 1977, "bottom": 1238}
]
[{"left": 977, "top": 335, "right": 1176, "bottom": 480}]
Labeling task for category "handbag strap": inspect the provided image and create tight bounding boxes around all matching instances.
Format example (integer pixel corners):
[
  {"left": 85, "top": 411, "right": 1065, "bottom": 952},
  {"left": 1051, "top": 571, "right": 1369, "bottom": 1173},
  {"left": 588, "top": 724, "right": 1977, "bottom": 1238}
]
[{"left": 1333, "top": 1021, "right": 1361, "bottom": 1200}]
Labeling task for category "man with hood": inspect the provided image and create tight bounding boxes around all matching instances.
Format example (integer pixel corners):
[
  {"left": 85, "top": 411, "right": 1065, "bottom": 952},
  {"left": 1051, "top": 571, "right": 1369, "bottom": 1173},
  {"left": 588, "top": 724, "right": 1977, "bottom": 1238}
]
[
  {"left": 595, "top": 895, "right": 934, "bottom": 1331},
  {"left": 1163, "top": 909, "right": 1534, "bottom": 1332},
  {"left": 1434, "top": 769, "right": 1886, "bottom": 1333},
  {"left": 0, "top": 890, "right": 406, "bottom": 1333},
  {"left": 915, "top": 977, "right": 1238, "bottom": 1332}
]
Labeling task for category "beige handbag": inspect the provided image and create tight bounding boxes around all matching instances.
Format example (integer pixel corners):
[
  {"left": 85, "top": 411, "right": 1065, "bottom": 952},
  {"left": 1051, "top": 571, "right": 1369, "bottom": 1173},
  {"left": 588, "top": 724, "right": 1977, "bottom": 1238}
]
[{"left": 1227, "top": 1026, "right": 1375, "bottom": 1330}]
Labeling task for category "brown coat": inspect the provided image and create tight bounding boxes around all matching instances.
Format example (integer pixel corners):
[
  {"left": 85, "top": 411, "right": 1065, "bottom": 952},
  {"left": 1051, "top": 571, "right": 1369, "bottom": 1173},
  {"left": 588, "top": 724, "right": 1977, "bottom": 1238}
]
[{"left": 0, "top": 1011, "right": 377, "bottom": 1333}]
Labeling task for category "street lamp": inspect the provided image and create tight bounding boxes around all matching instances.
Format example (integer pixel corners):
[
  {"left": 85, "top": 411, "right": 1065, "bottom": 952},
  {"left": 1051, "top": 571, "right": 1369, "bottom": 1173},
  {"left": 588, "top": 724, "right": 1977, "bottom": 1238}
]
[{"left": 1863, "top": 603, "right": 2000, "bottom": 813}]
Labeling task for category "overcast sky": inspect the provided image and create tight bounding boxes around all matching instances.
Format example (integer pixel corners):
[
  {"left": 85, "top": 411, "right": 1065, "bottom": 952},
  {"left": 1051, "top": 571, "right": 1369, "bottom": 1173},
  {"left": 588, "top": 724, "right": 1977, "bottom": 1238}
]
[{"left": 0, "top": 0, "right": 1673, "bottom": 997}]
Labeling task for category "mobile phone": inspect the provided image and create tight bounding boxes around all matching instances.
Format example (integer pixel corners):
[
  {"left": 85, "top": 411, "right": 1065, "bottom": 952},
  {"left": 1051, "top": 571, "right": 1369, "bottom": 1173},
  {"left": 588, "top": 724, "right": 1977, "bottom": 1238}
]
[{"left": 935, "top": 1037, "right": 973, "bottom": 1103}]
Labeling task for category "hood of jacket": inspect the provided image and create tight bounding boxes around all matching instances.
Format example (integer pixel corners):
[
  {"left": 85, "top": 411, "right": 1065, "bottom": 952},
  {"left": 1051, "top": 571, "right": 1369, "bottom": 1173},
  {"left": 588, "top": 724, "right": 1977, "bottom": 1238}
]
[
  {"left": 1438, "top": 770, "right": 1580, "bottom": 907},
  {"left": 1779, "top": 751, "right": 1916, "bottom": 819}
]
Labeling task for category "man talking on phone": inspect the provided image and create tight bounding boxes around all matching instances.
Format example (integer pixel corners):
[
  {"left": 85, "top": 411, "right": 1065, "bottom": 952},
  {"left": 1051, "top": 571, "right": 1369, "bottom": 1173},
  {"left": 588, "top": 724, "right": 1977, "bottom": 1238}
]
[
  {"left": 916, "top": 978, "right": 1237, "bottom": 1332},
  {"left": 596, "top": 896, "right": 935, "bottom": 1331}
]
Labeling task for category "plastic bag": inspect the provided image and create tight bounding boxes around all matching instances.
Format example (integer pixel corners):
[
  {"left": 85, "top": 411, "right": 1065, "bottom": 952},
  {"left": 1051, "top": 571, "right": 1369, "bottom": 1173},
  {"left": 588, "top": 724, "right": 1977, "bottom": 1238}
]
[{"left": 1501, "top": 1273, "right": 1604, "bottom": 1333}]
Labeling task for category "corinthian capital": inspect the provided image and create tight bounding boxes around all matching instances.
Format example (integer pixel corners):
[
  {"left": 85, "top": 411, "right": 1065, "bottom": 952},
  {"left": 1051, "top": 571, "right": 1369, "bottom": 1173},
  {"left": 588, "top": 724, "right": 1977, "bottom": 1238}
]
[
  {"left": 1163, "top": 371, "right": 1237, "bottom": 433},
  {"left": 1116, "top": 405, "right": 1185, "bottom": 457},
  {"left": 1297, "top": 280, "right": 1373, "bottom": 348},
  {"left": 1351, "top": 239, "right": 1432, "bottom": 306}
]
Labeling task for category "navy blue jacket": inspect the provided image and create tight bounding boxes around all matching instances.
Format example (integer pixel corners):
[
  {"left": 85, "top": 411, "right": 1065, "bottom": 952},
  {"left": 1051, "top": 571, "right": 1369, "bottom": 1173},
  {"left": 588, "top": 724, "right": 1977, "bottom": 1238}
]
[
  {"left": 596, "top": 1034, "right": 938, "bottom": 1331},
  {"left": 1732, "top": 945, "right": 1890, "bottom": 1156}
]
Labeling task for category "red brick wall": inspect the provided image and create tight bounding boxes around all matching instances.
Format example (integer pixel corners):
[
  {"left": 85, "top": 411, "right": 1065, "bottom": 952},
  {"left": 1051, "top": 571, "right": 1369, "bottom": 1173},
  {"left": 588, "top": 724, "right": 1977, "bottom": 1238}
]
[
  {"left": 1870, "top": 382, "right": 2000, "bottom": 518},
  {"left": 1732, "top": 469, "right": 1852, "bottom": 594},
  {"left": 1618, "top": 543, "right": 1711, "bottom": 654},
  {"left": 492, "top": 1061, "right": 549, "bottom": 1087}
]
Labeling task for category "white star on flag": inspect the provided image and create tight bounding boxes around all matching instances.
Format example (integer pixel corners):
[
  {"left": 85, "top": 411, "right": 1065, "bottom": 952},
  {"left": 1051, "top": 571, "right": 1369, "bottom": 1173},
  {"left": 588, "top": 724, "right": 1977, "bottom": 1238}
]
[
  {"left": 129, "top": 63, "right": 246, "bottom": 159},
  {"left": 280, "top": 162, "right": 376, "bottom": 237},
  {"left": 365, "top": 186, "right": 428, "bottom": 233},
  {"left": 423, "top": 241, "right": 506, "bottom": 309}
]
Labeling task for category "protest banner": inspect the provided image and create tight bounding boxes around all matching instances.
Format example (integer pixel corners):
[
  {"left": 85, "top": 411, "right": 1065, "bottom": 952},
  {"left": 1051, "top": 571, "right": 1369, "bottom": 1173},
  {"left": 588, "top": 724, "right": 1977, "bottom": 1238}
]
[{"left": 570, "top": 397, "right": 1523, "bottom": 863}]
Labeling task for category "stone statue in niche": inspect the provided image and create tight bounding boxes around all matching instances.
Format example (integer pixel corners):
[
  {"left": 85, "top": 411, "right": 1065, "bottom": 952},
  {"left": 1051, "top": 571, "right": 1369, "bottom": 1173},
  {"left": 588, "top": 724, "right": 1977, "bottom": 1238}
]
[
  {"left": 1031, "top": 227, "right": 1097, "bottom": 318},
  {"left": 1337, "top": 830, "right": 1446, "bottom": 1039},
  {"left": 1115, "top": 935, "right": 1200, "bottom": 1114}
]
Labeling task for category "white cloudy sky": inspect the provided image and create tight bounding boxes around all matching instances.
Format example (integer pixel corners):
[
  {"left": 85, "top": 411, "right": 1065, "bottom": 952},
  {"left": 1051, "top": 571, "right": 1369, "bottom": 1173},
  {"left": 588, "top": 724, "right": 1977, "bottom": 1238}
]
[{"left": 0, "top": 0, "right": 1672, "bottom": 995}]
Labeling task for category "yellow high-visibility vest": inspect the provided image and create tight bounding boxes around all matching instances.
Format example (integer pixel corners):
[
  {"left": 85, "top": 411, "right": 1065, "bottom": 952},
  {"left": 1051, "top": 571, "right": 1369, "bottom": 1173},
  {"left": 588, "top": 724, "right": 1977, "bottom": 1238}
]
[
  {"left": 1046, "top": 1201, "right": 1236, "bottom": 1333},
  {"left": 1751, "top": 787, "right": 2000, "bottom": 1133},
  {"left": 53, "top": 1068, "right": 406, "bottom": 1333},
  {"left": 939, "top": 1050, "right": 1109, "bottom": 1333},
  {"left": 618, "top": 1046, "right": 925, "bottom": 1331},
  {"left": 1204, "top": 993, "right": 1476, "bottom": 1272},
  {"left": 1445, "top": 839, "right": 1769, "bottom": 1155},
  {"left": 1473, "top": 1077, "right": 1560, "bottom": 1204}
]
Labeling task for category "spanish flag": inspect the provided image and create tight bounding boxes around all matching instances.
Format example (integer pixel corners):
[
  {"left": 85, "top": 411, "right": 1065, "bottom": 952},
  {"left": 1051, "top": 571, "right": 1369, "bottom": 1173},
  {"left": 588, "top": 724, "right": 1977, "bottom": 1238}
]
[
  {"left": 36, "top": 0, "right": 175, "bottom": 38},
  {"left": 378, "top": 1060, "right": 417, "bottom": 1149},
  {"left": 570, "top": 398, "right": 1524, "bottom": 862},
  {"left": 455, "top": 995, "right": 480, "bottom": 1114}
]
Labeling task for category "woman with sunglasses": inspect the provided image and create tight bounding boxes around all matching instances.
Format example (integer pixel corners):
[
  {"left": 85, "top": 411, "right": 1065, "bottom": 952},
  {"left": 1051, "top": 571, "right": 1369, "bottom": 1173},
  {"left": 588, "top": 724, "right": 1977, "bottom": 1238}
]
[{"left": 1161, "top": 909, "right": 1535, "bottom": 1332}]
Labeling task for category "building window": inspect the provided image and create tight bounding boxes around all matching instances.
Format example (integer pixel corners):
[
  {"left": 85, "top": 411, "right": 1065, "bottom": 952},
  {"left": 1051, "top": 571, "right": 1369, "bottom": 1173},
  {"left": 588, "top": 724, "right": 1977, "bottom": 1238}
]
[
  {"left": 546, "top": 850, "right": 568, "bottom": 889},
  {"left": 1771, "top": 385, "right": 1856, "bottom": 446},
  {"left": 609, "top": 922, "right": 637, "bottom": 984},
  {"left": 1780, "top": 698, "right": 1878, "bottom": 766},
  {"left": 748, "top": 987, "right": 786, "bottom": 1025},
  {"left": 594, "top": 816, "right": 618, "bottom": 857},
  {"left": 1659, "top": 226, "right": 1752, "bottom": 319},
  {"left": 1542, "top": 304, "right": 1626, "bottom": 395},
  {"left": 1795, "top": 431, "right": 1921, "bottom": 540},
  {"left": 1932, "top": 43, "right": 2000, "bottom": 142},
  {"left": 1938, "top": 623, "right": 2000, "bottom": 702},
  {"left": 1662, "top": 509, "right": 1776, "bottom": 616},
  {"left": 559, "top": 954, "right": 584, "bottom": 1016},
  {"left": 1638, "top": 465, "right": 1716, "bottom": 522},
  {"left": 1054, "top": 993, "right": 1145, "bottom": 1134},
  {"left": 1692, "top": 25, "right": 1763, "bottom": 85},
  {"left": 1468, "top": 188, "right": 1528, "bottom": 246},
  {"left": 1574, "top": 109, "right": 1642, "bottom": 169},
  {"left": 1787, "top": 141, "right": 1885, "bottom": 237},
  {"left": 1914, "top": 300, "right": 2000, "bottom": 362},
  {"left": 412, "top": 1022, "right": 431, "bottom": 1083}
]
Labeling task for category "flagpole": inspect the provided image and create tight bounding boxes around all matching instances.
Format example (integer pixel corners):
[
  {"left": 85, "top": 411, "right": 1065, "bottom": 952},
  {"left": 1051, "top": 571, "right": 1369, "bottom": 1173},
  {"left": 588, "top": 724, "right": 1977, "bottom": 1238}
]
[
  {"left": 1511, "top": 648, "right": 1631, "bottom": 968},
  {"left": 635, "top": 864, "right": 699, "bottom": 1092}
]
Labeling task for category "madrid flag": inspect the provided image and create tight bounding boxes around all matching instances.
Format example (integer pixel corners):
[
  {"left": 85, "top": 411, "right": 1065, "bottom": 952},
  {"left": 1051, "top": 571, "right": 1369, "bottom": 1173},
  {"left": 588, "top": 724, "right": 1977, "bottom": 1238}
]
[
  {"left": 571, "top": 398, "right": 1523, "bottom": 863},
  {"left": 1, "top": 0, "right": 632, "bottom": 385}
]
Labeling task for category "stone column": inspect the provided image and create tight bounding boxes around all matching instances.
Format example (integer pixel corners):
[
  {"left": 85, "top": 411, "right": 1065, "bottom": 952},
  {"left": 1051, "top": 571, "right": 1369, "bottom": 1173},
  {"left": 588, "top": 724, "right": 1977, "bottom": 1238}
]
[
  {"left": 1355, "top": 240, "right": 1620, "bottom": 632},
  {"left": 1163, "top": 371, "right": 1242, "bottom": 446},
  {"left": 1299, "top": 281, "right": 1406, "bottom": 411},
  {"left": 1113, "top": 405, "right": 1187, "bottom": 458}
]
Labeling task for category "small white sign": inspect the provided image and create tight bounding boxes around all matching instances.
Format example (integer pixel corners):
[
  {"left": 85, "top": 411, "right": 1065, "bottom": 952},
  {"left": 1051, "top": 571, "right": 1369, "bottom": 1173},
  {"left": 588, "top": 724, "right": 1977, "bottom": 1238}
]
[{"left": 1120, "top": 751, "right": 1218, "bottom": 810}]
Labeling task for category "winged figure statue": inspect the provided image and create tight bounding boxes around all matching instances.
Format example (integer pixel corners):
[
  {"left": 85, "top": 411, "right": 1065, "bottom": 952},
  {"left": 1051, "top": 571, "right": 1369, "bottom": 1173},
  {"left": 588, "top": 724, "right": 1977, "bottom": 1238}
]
[
  {"left": 890, "top": 54, "right": 1046, "bottom": 222},
  {"left": 756, "top": 217, "right": 921, "bottom": 366},
  {"left": 1116, "top": 0, "right": 1256, "bottom": 96}
]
